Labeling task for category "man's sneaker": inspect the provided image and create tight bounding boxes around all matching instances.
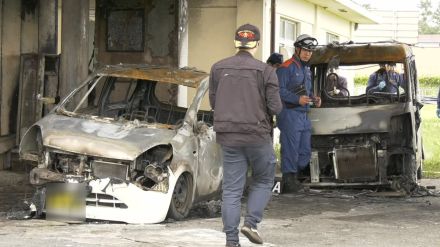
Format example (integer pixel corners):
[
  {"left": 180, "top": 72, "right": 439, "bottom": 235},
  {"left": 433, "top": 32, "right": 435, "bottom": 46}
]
[
  {"left": 225, "top": 241, "right": 241, "bottom": 247},
  {"left": 240, "top": 224, "right": 263, "bottom": 244}
]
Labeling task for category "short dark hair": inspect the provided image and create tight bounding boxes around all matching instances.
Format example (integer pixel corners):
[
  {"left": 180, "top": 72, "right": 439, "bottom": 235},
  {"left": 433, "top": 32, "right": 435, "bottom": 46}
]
[{"left": 266, "top": 53, "right": 283, "bottom": 65}]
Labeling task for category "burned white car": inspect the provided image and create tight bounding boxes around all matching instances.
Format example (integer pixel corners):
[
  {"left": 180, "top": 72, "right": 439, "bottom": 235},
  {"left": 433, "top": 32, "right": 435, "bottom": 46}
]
[
  {"left": 19, "top": 65, "right": 222, "bottom": 223},
  {"left": 304, "top": 42, "right": 423, "bottom": 191}
]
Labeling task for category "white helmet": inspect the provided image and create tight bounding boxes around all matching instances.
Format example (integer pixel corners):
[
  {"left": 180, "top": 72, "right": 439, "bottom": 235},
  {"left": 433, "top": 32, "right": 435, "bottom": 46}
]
[{"left": 294, "top": 34, "right": 318, "bottom": 50}]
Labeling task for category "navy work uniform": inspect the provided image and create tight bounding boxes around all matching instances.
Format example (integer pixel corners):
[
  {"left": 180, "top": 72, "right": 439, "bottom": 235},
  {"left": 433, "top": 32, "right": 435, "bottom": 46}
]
[
  {"left": 366, "top": 70, "right": 405, "bottom": 94},
  {"left": 276, "top": 55, "right": 313, "bottom": 175}
]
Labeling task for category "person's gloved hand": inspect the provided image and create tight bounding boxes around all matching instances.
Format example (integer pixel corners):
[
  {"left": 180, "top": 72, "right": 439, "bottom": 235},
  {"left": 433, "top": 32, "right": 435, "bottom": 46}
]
[
  {"left": 378, "top": 80, "right": 386, "bottom": 90},
  {"left": 333, "top": 87, "right": 340, "bottom": 95},
  {"left": 437, "top": 108, "right": 440, "bottom": 118}
]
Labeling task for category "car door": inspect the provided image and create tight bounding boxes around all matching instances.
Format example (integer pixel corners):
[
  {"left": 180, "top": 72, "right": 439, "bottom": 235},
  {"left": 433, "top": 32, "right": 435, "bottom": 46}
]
[
  {"left": 195, "top": 120, "right": 223, "bottom": 200},
  {"left": 186, "top": 78, "right": 223, "bottom": 201}
]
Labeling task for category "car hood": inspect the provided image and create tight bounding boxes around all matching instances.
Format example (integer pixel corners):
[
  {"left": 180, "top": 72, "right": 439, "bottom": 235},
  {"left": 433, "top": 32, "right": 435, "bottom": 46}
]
[{"left": 36, "top": 114, "right": 176, "bottom": 160}]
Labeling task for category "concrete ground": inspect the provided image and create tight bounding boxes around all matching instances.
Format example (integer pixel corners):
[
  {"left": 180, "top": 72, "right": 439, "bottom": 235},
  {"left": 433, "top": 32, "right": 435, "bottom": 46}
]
[{"left": 1, "top": 170, "right": 440, "bottom": 247}]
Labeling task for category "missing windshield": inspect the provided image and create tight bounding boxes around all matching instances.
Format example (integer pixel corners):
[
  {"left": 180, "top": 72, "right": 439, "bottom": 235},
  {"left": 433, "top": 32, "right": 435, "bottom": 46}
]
[
  {"left": 315, "top": 63, "right": 408, "bottom": 107},
  {"left": 61, "top": 76, "right": 188, "bottom": 125}
]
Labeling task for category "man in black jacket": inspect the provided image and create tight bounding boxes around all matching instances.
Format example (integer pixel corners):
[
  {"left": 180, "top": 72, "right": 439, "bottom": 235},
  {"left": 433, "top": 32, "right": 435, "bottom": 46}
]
[{"left": 209, "top": 24, "right": 282, "bottom": 247}]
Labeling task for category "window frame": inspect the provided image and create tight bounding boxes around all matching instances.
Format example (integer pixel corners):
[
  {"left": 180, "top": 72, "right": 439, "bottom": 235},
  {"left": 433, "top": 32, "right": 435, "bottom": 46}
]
[
  {"left": 326, "top": 32, "right": 340, "bottom": 44},
  {"left": 279, "top": 17, "right": 299, "bottom": 57}
]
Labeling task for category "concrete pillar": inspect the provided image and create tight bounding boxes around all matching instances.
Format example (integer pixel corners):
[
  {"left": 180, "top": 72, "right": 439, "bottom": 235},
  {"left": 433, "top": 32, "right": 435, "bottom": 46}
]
[
  {"left": 21, "top": 0, "right": 39, "bottom": 54},
  {"left": 178, "top": 0, "right": 189, "bottom": 107},
  {"left": 39, "top": 0, "right": 58, "bottom": 54},
  {"left": 60, "top": 0, "right": 89, "bottom": 102},
  {"left": 0, "top": 2, "right": 3, "bottom": 120},
  {"left": 313, "top": 5, "right": 319, "bottom": 40},
  {"left": 1, "top": 0, "right": 21, "bottom": 136}
]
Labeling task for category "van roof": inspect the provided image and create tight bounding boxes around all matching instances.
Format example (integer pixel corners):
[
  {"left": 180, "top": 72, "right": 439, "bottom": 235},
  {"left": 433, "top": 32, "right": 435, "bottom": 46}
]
[{"left": 309, "top": 42, "right": 414, "bottom": 65}]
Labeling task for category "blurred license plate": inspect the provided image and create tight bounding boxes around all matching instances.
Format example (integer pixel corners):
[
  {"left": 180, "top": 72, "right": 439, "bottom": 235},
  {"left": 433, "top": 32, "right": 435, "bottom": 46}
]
[{"left": 46, "top": 183, "right": 86, "bottom": 222}]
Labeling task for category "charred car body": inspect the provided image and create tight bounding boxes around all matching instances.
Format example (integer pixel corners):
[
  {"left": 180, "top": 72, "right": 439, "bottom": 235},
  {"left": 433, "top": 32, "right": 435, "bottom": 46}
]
[
  {"left": 19, "top": 65, "right": 222, "bottom": 223},
  {"left": 304, "top": 42, "right": 423, "bottom": 190}
]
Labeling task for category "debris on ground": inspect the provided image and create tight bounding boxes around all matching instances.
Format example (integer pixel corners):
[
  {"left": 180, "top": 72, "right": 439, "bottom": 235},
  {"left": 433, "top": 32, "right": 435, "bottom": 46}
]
[{"left": 188, "top": 200, "right": 222, "bottom": 219}]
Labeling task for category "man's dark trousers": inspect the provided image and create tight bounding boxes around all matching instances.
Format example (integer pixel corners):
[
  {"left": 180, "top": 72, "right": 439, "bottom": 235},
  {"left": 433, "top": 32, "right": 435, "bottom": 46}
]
[{"left": 221, "top": 142, "right": 276, "bottom": 243}]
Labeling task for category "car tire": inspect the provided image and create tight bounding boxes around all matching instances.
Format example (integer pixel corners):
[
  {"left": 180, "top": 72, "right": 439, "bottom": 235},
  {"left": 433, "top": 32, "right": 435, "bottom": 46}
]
[{"left": 167, "top": 173, "right": 193, "bottom": 220}]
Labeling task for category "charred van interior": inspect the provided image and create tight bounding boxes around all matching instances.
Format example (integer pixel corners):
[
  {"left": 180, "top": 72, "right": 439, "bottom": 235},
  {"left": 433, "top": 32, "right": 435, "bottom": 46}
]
[{"left": 312, "top": 63, "right": 408, "bottom": 107}]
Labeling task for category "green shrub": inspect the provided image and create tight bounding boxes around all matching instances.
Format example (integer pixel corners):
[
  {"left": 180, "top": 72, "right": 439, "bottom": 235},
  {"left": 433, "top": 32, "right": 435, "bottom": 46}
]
[
  {"left": 354, "top": 76, "right": 369, "bottom": 86},
  {"left": 419, "top": 77, "right": 440, "bottom": 87}
]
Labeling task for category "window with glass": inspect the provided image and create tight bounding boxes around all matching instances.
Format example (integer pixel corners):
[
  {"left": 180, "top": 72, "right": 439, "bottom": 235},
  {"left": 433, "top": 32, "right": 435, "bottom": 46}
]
[
  {"left": 326, "top": 32, "right": 340, "bottom": 44},
  {"left": 279, "top": 18, "right": 298, "bottom": 57}
]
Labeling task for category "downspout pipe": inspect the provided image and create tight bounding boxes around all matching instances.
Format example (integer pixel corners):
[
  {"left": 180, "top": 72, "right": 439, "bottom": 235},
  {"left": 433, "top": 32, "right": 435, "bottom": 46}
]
[{"left": 270, "top": 0, "right": 276, "bottom": 54}]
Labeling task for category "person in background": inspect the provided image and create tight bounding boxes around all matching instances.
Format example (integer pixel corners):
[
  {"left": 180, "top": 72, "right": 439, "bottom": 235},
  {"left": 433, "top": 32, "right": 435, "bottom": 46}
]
[
  {"left": 366, "top": 62, "right": 405, "bottom": 94},
  {"left": 437, "top": 87, "right": 440, "bottom": 118},
  {"left": 276, "top": 34, "right": 321, "bottom": 193},
  {"left": 209, "top": 23, "right": 282, "bottom": 247},
  {"left": 266, "top": 52, "right": 284, "bottom": 137},
  {"left": 326, "top": 72, "right": 349, "bottom": 96},
  {"left": 266, "top": 52, "right": 284, "bottom": 68}
]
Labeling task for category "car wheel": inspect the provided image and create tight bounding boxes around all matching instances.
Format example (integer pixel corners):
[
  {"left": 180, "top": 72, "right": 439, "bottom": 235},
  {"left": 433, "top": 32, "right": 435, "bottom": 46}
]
[{"left": 167, "top": 173, "right": 193, "bottom": 220}]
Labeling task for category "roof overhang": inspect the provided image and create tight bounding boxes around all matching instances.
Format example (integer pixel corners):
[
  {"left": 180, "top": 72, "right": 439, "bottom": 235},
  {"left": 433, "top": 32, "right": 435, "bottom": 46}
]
[{"left": 306, "top": 0, "right": 379, "bottom": 24}]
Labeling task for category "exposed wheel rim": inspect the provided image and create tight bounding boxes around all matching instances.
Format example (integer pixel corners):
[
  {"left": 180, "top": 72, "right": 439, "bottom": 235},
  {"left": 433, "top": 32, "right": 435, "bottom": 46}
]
[{"left": 172, "top": 174, "right": 191, "bottom": 214}]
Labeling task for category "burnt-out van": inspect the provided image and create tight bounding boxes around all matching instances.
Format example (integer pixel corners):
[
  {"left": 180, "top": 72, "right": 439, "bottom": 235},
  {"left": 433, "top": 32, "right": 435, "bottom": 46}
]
[{"left": 305, "top": 42, "right": 423, "bottom": 191}]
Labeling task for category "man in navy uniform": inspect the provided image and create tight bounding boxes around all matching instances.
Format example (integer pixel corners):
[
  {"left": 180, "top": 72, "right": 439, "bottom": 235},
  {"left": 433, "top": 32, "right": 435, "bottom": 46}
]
[
  {"left": 366, "top": 63, "right": 405, "bottom": 94},
  {"left": 276, "top": 34, "right": 321, "bottom": 193}
]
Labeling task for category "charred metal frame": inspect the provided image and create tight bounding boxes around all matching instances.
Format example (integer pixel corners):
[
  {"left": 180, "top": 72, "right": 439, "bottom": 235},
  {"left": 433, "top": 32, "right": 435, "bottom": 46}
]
[
  {"left": 19, "top": 65, "right": 222, "bottom": 223},
  {"left": 305, "top": 42, "right": 423, "bottom": 188}
]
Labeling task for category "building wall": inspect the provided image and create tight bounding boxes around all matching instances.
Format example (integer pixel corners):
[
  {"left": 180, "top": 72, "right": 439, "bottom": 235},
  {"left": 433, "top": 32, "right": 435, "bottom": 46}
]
[
  {"left": 276, "top": 0, "right": 354, "bottom": 58},
  {"left": 415, "top": 35, "right": 440, "bottom": 76},
  {"left": 277, "top": 0, "right": 352, "bottom": 42},
  {"left": 237, "top": 0, "right": 266, "bottom": 59},
  {"left": 186, "top": 0, "right": 236, "bottom": 108},
  {"left": 188, "top": 0, "right": 357, "bottom": 69},
  {"left": 413, "top": 47, "right": 440, "bottom": 76},
  {"left": 354, "top": 10, "right": 418, "bottom": 43},
  {"left": 277, "top": 0, "right": 315, "bottom": 29},
  {"left": 187, "top": 0, "right": 364, "bottom": 107},
  {"left": 187, "top": 0, "right": 238, "bottom": 108},
  {"left": 188, "top": 0, "right": 237, "bottom": 72},
  {"left": 317, "top": 6, "right": 351, "bottom": 42}
]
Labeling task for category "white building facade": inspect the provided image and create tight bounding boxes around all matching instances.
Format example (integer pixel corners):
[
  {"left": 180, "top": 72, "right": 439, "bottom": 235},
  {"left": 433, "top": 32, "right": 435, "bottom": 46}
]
[
  {"left": 187, "top": 0, "right": 377, "bottom": 107},
  {"left": 354, "top": 9, "right": 418, "bottom": 44}
]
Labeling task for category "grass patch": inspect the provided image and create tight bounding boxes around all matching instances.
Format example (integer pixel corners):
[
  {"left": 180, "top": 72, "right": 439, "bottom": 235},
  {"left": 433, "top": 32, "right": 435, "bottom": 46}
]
[{"left": 421, "top": 104, "right": 440, "bottom": 178}]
